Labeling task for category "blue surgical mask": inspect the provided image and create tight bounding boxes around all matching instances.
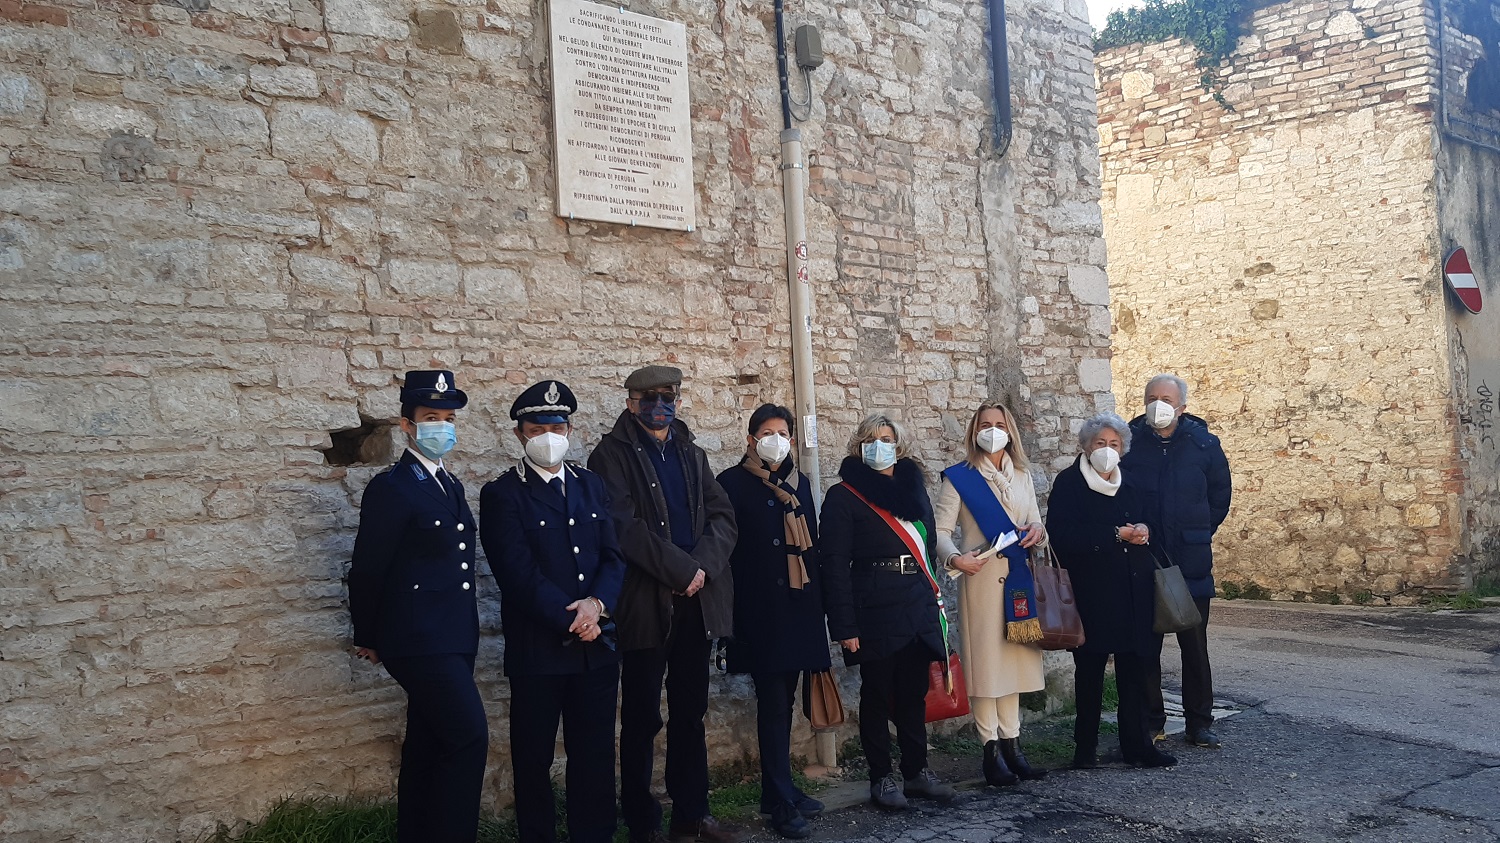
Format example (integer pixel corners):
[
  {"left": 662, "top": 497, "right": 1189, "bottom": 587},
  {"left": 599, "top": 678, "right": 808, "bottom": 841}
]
[
  {"left": 413, "top": 421, "right": 456, "bottom": 461},
  {"left": 635, "top": 396, "right": 677, "bottom": 431},
  {"left": 861, "top": 440, "right": 897, "bottom": 471}
]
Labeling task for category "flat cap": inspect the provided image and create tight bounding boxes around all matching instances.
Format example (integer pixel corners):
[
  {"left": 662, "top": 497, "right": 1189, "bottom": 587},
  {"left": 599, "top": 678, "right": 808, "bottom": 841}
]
[{"left": 624, "top": 365, "right": 683, "bottom": 392}]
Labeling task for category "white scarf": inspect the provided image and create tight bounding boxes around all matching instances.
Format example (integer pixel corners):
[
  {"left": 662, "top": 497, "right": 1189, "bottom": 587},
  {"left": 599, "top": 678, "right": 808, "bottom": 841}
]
[
  {"left": 977, "top": 452, "right": 1023, "bottom": 518},
  {"left": 1079, "top": 455, "right": 1122, "bottom": 496}
]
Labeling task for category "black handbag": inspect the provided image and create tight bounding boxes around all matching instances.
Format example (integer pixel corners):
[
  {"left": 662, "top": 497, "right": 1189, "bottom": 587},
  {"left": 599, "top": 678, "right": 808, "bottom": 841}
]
[{"left": 1148, "top": 544, "right": 1202, "bottom": 634}]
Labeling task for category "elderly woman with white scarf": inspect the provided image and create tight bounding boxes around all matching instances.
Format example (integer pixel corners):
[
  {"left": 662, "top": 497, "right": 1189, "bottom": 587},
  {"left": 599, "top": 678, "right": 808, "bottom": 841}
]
[
  {"left": 934, "top": 402, "right": 1048, "bottom": 787},
  {"left": 1046, "top": 413, "right": 1177, "bottom": 770}
]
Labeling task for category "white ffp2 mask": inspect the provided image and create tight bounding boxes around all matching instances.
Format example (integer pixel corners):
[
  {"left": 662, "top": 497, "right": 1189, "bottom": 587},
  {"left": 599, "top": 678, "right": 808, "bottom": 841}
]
[
  {"left": 755, "top": 434, "right": 792, "bottom": 465},
  {"left": 1146, "top": 400, "right": 1177, "bottom": 429},
  {"left": 976, "top": 427, "right": 1009, "bottom": 454},
  {"left": 524, "top": 432, "right": 570, "bottom": 467},
  {"left": 1089, "top": 446, "right": 1120, "bottom": 474}
]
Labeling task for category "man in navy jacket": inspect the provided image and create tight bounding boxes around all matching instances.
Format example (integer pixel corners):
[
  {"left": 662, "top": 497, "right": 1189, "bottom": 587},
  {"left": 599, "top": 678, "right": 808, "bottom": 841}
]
[
  {"left": 1121, "top": 373, "right": 1232, "bottom": 749},
  {"left": 480, "top": 380, "right": 625, "bottom": 843},
  {"left": 348, "top": 370, "right": 488, "bottom": 842}
]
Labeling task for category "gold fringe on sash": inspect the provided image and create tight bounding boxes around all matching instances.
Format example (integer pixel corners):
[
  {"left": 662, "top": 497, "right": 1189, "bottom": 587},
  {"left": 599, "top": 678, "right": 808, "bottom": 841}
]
[{"left": 1006, "top": 617, "right": 1043, "bottom": 645}]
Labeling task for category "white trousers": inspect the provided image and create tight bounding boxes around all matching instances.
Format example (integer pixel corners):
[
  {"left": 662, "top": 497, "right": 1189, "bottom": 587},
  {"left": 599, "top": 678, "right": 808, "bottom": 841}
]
[{"left": 970, "top": 693, "right": 1021, "bottom": 742}]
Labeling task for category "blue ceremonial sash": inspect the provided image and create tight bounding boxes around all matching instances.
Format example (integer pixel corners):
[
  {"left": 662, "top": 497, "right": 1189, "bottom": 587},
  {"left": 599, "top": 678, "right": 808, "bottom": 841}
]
[{"left": 942, "top": 462, "right": 1041, "bottom": 643}]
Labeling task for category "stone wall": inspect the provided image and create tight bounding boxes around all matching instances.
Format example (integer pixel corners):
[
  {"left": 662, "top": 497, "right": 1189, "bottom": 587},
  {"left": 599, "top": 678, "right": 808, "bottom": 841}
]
[
  {"left": 0, "top": 0, "right": 1107, "bottom": 838},
  {"left": 1098, "top": 0, "right": 1468, "bottom": 599}
]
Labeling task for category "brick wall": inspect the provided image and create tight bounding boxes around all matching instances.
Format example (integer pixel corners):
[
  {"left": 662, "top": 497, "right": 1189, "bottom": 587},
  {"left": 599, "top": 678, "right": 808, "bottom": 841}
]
[{"left": 0, "top": 0, "right": 1107, "bottom": 838}]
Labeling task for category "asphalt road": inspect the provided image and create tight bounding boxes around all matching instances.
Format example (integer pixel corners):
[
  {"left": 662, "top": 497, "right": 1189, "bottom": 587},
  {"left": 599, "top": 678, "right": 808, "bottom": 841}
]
[{"left": 749, "top": 601, "right": 1500, "bottom": 842}]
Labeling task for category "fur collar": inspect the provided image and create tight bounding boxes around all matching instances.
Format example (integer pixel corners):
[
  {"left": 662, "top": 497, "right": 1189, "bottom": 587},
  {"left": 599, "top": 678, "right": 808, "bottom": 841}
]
[{"left": 838, "top": 455, "right": 928, "bottom": 522}]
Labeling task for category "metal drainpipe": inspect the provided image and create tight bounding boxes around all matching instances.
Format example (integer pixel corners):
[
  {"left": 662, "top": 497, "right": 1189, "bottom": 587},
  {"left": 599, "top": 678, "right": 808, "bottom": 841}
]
[
  {"left": 775, "top": 0, "right": 834, "bottom": 772},
  {"left": 988, "top": 0, "right": 1013, "bottom": 157},
  {"left": 775, "top": 0, "right": 822, "bottom": 506}
]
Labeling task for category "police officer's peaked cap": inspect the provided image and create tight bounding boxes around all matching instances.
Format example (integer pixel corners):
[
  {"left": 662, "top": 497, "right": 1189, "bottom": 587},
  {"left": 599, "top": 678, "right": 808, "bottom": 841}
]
[
  {"left": 511, "top": 380, "right": 577, "bottom": 424},
  {"left": 400, "top": 370, "right": 468, "bottom": 410},
  {"left": 624, "top": 365, "right": 683, "bottom": 392}
]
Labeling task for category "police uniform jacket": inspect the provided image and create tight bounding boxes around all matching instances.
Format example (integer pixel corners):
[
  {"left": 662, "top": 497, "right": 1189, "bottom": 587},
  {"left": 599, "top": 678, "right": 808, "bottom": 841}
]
[
  {"left": 586, "top": 411, "right": 738, "bottom": 651},
  {"left": 348, "top": 450, "right": 479, "bottom": 659},
  {"left": 479, "top": 460, "right": 626, "bottom": 677}
]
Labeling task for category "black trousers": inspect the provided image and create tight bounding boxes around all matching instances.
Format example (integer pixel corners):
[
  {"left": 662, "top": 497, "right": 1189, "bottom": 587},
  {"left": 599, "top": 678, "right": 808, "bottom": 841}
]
[
  {"left": 509, "top": 663, "right": 620, "bottom": 843},
  {"left": 1146, "top": 596, "right": 1215, "bottom": 734},
  {"left": 751, "top": 671, "right": 805, "bottom": 811},
  {"left": 620, "top": 594, "right": 711, "bottom": 836},
  {"left": 857, "top": 640, "right": 930, "bottom": 782},
  {"left": 381, "top": 653, "right": 489, "bottom": 843},
  {"left": 1073, "top": 651, "right": 1154, "bottom": 759}
]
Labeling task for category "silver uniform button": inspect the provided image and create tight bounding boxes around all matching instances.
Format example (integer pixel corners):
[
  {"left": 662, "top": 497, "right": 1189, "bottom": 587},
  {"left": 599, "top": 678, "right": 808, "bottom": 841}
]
[
  {"left": 457, "top": 524, "right": 465, "bottom": 532},
  {"left": 458, "top": 542, "right": 467, "bottom": 551},
  {"left": 462, "top": 582, "right": 471, "bottom": 590},
  {"left": 461, "top": 563, "right": 469, "bottom": 570},
  {"left": 573, "top": 546, "right": 580, "bottom": 554},
  {"left": 540, "top": 520, "right": 546, "bottom": 526},
  {"left": 413, "top": 584, "right": 419, "bottom": 590},
  {"left": 569, "top": 518, "right": 575, "bottom": 526},
  {"left": 434, "top": 520, "right": 442, "bottom": 526},
  {"left": 578, "top": 573, "right": 585, "bottom": 581}
]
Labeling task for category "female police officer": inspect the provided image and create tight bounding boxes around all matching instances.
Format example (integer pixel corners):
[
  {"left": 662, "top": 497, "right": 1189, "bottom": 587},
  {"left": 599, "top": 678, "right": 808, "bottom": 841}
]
[{"left": 348, "top": 370, "right": 488, "bottom": 843}]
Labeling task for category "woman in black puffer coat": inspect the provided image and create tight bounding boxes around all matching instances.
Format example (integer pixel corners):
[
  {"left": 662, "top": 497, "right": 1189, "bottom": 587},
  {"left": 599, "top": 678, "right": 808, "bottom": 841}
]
[{"left": 821, "top": 413, "right": 954, "bottom": 811}]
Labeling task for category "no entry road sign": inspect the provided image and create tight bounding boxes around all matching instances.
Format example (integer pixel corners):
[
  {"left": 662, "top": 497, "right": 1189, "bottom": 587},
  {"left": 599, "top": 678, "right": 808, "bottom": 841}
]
[{"left": 1445, "top": 248, "right": 1482, "bottom": 314}]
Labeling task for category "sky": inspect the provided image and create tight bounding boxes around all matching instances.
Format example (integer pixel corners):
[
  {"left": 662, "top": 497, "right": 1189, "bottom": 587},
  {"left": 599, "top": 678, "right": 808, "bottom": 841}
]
[{"left": 1085, "top": 0, "right": 1144, "bottom": 30}]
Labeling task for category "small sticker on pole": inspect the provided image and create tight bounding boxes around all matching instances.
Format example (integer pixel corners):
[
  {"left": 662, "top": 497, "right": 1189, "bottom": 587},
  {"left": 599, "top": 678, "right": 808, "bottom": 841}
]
[
  {"left": 795, "top": 241, "right": 809, "bottom": 260},
  {"left": 803, "top": 414, "right": 818, "bottom": 448},
  {"left": 796, "top": 265, "right": 809, "bottom": 283}
]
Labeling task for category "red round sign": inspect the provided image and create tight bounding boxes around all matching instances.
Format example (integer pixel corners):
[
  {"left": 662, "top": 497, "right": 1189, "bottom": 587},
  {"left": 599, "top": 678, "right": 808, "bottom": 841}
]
[{"left": 1445, "top": 248, "right": 1482, "bottom": 314}]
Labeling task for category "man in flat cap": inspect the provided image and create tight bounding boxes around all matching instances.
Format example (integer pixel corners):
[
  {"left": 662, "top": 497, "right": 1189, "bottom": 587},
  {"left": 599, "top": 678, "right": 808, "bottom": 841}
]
[
  {"left": 479, "top": 380, "right": 626, "bottom": 843},
  {"left": 347, "top": 370, "right": 488, "bottom": 843},
  {"left": 588, "top": 365, "right": 741, "bottom": 843}
]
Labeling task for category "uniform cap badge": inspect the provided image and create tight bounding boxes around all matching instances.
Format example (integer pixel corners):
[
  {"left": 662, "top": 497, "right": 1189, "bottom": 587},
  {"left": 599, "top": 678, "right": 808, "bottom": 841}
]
[
  {"left": 544, "top": 382, "right": 560, "bottom": 404},
  {"left": 436, "top": 373, "right": 448, "bottom": 393}
]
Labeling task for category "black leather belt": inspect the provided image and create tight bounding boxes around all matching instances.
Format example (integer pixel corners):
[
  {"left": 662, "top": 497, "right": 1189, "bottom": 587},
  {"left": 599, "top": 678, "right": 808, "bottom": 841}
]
[{"left": 854, "top": 555, "right": 921, "bottom": 574}]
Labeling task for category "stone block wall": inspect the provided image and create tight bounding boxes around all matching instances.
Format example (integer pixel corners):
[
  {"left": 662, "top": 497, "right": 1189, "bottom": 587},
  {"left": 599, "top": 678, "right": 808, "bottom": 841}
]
[
  {"left": 1098, "top": 0, "right": 1465, "bottom": 599},
  {"left": 0, "top": 0, "right": 1108, "bottom": 838}
]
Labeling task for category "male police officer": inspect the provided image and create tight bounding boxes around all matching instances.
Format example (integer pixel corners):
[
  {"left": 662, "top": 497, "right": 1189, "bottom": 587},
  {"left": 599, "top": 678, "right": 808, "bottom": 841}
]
[
  {"left": 588, "top": 365, "right": 740, "bottom": 843},
  {"left": 347, "top": 370, "right": 488, "bottom": 843},
  {"left": 480, "top": 380, "right": 626, "bottom": 843}
]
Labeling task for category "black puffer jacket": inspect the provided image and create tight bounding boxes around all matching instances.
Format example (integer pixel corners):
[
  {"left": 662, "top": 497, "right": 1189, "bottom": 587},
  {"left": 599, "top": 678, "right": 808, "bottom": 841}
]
[
  {"left": 1120, "top": 414, "right": 1232, "bottom": 599},
  {"left": 820, "top": 456, "right": 944, "bottom": 666}
]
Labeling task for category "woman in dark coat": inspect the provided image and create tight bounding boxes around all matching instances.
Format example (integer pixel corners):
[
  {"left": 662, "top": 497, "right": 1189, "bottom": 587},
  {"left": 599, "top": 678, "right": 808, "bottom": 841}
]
[
  {"left": 1046, "top": 412, "right": 1176, "bottom": 769},
  {"left": 718, "top": 404, "right": 830, "bottom": 840},
  {"left": 821, "top": 412, "right": 956, "bottom": 811}
]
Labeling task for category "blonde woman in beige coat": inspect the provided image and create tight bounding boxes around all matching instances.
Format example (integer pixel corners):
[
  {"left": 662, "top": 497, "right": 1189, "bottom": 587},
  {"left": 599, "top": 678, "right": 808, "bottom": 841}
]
[{"left": 934, "top": 402, "right": 1048, "bottom": 787}]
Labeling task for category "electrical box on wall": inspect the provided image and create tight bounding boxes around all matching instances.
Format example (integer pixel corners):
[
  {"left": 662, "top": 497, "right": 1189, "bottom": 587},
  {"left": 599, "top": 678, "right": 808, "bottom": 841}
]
[{"left": 794, "top": 25, "right": 823, "bottom": 70}]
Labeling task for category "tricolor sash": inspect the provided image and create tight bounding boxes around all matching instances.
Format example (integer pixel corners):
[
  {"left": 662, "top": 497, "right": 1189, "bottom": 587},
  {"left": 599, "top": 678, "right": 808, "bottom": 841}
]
[{"left": 839, "top": 482, "right": 953, "bottom": 692}]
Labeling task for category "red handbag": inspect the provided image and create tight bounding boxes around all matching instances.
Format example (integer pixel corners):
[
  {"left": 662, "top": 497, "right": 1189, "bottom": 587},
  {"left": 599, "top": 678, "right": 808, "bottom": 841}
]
[{"left": 924, "top": 653, "right": 970, "bottom": 723}]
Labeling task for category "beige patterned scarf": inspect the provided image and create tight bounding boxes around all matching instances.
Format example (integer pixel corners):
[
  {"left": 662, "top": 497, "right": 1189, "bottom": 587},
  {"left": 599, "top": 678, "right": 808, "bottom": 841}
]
[{"left": 741, "top": 452, "right": 812, "bottom": 589}]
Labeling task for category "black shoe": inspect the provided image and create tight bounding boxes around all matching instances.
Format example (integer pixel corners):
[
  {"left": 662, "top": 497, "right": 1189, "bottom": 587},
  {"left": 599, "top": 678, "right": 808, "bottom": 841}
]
[
  {"left": 1134, "top": 746, "right": 1178, "bottom": 768},
  {"left": 1071, "top": 748, "right": 1099, "bottom": 769},
  {"left": 1186, "top": 728, "right": 1221, "bottom": 749},
  {"left": 791, "top": 793, "right": 823, "bottom": 819},
  {"left": 760, "top": 793, "right": 823, "bottom": 820},
  {"left": 983, "top": 739, "right": 1019, "bottom": 786},
  {"left": 667, "top": 816, "right": 743, "bottom": 843},
  {"left": 767, "top": 803, "right": 810, "bottom": 839},
  {"left": 870, "top": 774, "right": 909, "bottom": 811},
  {"left": 999, "top": 737, "right": 1048, "bottom": 781},
  {"left": 903, "top": 768, "right": 957, "bottom": 802}
]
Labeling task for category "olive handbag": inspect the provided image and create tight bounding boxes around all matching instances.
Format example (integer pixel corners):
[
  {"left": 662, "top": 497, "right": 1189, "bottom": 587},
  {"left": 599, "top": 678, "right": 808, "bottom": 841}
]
[{"left": 1149, "top": 544, "right": 1203, "bottom": 634}]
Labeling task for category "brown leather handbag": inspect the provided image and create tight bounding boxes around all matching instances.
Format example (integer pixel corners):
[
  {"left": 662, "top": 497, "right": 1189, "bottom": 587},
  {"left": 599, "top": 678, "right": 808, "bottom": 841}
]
[
  {"left": 803, "top": 669, "right": 846, "bottom": 729},
  {"left": 1032, "top": 545, "right": 1086, "bottom": 650},
  {"left": 923, "top": 653, "right": 970, "bottom": 722}
]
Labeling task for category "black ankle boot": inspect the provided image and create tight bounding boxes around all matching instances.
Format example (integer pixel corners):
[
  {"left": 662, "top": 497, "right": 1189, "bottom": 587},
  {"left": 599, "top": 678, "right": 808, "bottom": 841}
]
[
  {"left": 982, "top": 740, "right": 1019, "bottom": 787},
  {"left": 1000, "top": 737, "right": 1047, "bottom": 780}
]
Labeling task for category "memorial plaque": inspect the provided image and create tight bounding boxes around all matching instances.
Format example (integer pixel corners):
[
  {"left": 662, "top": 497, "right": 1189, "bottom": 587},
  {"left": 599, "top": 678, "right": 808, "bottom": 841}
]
[{"left": 549, "top": 0, "right": 696, "bottom": 231}]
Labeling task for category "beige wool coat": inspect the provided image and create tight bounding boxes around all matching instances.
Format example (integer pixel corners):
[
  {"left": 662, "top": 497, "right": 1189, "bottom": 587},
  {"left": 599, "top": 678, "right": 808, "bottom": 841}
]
[{"left": 934, "top": 456, "right": 1046, "bottom": 699}]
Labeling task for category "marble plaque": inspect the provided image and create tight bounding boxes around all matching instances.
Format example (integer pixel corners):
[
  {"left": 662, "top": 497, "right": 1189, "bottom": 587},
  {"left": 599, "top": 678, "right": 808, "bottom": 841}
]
[{"left": 549, "top": 0, "right": 696, "bottom": 231}]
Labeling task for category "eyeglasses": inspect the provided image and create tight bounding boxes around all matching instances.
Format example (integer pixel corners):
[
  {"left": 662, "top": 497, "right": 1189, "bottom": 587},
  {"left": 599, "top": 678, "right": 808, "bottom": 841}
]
[{"left": 634, "top": 390, "right": 679, "bottom": 405}]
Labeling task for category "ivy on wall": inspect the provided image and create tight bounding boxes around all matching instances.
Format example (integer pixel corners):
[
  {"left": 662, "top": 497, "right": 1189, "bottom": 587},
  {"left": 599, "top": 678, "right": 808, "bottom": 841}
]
[{"left": 1095, "top": 0, "right": 1262, "bottom": 108}]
